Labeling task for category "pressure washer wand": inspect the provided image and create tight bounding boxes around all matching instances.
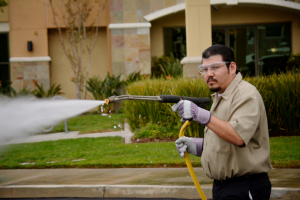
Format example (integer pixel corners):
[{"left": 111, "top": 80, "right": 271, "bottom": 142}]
[{"left": 105, "top": 94, "right": 211, "bottom": 108}]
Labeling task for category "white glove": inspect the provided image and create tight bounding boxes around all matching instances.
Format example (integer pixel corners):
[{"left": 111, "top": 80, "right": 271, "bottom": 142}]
[
  {"left": 172, "top": 100, "right": 211, "bottom": 125},
  {"left": 175, "top": 136, "right": 204, "bottom": 158}
]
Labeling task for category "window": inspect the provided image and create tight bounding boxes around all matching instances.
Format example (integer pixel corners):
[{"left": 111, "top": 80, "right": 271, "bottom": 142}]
[
  {"left": 212, "top": 23, "right": 291, "bottom": 76},
  {"left": 163, "top": 23, "right": 292, "bottom": 76},
  {"left": 0, "top": 33, "right": 10, "bottom": 89},
  {"left": 163, "top": 27, "right": 186, "bottom": 60},
  {"left": 257, "top": 23, "right": 291, "bottom": 75}
]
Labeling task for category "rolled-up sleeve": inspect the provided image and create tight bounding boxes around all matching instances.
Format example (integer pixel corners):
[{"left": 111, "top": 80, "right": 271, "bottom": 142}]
[{"left": 228, "top": 96, "right": 260, "bottom": 146}]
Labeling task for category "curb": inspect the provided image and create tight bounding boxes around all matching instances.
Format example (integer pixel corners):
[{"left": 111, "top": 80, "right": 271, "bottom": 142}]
[{"left": 1, "top": 185, "right": 299, "bottom": 199}]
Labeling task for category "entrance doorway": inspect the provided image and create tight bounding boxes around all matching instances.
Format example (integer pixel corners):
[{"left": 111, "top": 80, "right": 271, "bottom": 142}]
[{"left": 212, "top": 23, "right": 291, "bottom": 76}]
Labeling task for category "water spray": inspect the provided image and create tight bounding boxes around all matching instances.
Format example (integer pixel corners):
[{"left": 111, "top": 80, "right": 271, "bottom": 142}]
[{"left": 105, "top": 94, "right": 210, "bottom": 200}]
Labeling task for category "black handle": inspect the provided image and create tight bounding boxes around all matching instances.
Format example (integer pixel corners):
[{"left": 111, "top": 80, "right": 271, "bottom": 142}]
[{"left": 159, "top": 95, "right": 211, "bottom": 108}]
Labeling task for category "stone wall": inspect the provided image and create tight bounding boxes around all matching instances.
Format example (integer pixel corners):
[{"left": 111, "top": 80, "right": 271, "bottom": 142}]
[
  {"left": 10, "top": 61, "right": 50, "bottom": 92},
  {"left": 109, "top": 0, "right": 185, "bottom": 77}
]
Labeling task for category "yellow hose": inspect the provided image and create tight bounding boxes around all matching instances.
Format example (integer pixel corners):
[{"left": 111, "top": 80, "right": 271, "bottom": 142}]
[{"left": 179, "top": 120, "right": 207, "bottom": 200}]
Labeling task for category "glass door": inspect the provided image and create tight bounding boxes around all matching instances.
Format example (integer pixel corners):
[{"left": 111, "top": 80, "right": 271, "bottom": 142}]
[
  {"left": 257, "top": 23, "right": 291, "bottom": 76},
  {"left": 212, "top": 23, "right": 291, "bottom": 76},
  {"left": 229, "top": 27, "right": 255, "bottom": 76}
]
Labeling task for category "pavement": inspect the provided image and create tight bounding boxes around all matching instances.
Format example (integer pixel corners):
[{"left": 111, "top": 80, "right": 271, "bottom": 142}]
[
  {"left": 2, "top": 123, "right": 134, "bottom": 145},
  {"left": 1, "top": 125, "right": 300, "bottom": 199}
]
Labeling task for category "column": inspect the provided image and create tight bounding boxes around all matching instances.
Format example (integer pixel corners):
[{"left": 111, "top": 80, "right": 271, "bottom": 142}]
[{"left": 181, "top": 0, "right": 212, "bottom": 78}]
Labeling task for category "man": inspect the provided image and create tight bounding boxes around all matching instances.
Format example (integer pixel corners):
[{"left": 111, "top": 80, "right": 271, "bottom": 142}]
[{"left": 172, "top": 44, "right": 272, "bottom": 200}]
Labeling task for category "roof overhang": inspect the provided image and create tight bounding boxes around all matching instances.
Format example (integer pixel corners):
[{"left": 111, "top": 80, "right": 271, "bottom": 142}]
[{"left": 144, "top": 0, "right": 300, "bottom": 22}]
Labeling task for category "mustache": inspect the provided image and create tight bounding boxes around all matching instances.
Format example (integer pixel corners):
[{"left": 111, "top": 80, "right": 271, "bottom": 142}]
[{"left": 206, "top": 77, "right": 217, "bottom": 83}]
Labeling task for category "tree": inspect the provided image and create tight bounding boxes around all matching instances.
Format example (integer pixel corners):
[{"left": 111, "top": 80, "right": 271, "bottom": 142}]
[
  {"left": 49, "top": 0, "right": 107, "bottom": 99},
  {"left": 0, "top": 0, "right": 8, "bottom": 12}
]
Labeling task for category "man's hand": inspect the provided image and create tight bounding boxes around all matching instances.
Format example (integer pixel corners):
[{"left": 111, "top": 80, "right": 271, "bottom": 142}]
[
  {"left": 175, "top": 136, "right": 204, "bottom": 158},
  {"left": 172, "top": 100, "right": 211, "bottom": 125}
]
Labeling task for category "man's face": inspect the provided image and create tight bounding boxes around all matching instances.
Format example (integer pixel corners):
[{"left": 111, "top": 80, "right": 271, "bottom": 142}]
[{"left": 201, "top": 55, "right": 236, "bottom": 94}]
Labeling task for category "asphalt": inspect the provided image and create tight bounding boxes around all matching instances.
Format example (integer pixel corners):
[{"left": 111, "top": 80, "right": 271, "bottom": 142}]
[{"left": 1, "top": 125, "right": 300, "bottom": 199}]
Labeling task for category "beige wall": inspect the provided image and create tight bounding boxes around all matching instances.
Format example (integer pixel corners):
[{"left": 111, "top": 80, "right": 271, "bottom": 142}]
[
  {"left": 150, "top": 4, "right": 300, "bottom": 58},
  {"left": 46, "top": 0, "right": 109, "bottom": 28},
  {"left": 0, "top": 4, "right": 9, "bottom": 22},
  {"left": 9, "top": 0, "right": 110, "bottom": 58},
  {"left": 9, "top": 0, "right": 48, "bottom": 57},
  {"left": 48, "top": 28, "right": 108, "bottom": 99}
]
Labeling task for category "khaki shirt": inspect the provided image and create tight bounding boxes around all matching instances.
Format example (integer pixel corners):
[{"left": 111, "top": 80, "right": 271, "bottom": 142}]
[{"left": 201, "top": 73, "right": 272, "bottom": 180}]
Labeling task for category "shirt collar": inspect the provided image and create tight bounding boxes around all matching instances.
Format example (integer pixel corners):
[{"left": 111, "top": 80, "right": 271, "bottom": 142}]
[{"left": 211, "top": 72, "right": 243, "bottom": 100}]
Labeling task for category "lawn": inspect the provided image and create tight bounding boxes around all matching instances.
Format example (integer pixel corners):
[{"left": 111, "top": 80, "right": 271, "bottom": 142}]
[
  {"left": 0, "top": 136, "right": 299, "bottom": 169},
  {"left": 51, "top": 113, "right": 126, "bottom": 134}
]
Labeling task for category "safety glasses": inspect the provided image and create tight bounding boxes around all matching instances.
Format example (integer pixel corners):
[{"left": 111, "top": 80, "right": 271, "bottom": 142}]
[{"left": 198, "top": 61, "right": 232, "bottom": 74}]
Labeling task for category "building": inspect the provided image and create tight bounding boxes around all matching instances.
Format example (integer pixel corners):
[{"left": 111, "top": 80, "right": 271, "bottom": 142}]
[{"left": 0, "top": 0, "right": 299, "bottom": 99}]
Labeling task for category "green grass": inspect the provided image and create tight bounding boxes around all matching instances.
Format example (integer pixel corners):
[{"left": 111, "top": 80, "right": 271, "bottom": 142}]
[
  {"left": 270, "top": 136, "right": 300, "bottom": 168},
  {"left": 0, "top": 137, "right": 199, "bottom": 169},
  {"left": 50, "top": 113, "right": 125, "bottom": 134},
  {"left": 0, "top": 136, "right": 299, "bottom": 169}
]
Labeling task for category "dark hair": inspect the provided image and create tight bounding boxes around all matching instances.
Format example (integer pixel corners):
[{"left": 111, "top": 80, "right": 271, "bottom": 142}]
[{"left": 202, "top": 44, "right": 238, "bottom": 74}]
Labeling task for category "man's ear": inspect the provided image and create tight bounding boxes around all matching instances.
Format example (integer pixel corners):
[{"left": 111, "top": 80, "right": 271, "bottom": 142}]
[{"left": 230, "top": 62, "right": 237, "bottom": 75}]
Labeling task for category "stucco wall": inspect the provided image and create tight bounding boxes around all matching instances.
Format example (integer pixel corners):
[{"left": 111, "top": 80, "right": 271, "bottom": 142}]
[
  {"left": 9, "top": 0, "right": 48, "bottom": 57},
  {"left": 48, "top": 28, "right": 108, "bottom": 99},
  {"left": 150, "top": 4, "right": 300, "bottom": 58},
  {"left": 0, "top": 5, "right": 9, "bottom": 22}
]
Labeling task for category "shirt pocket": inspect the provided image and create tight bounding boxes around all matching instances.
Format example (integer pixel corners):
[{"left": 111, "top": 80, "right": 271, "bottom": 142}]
[{"left": 207, "top": 129, "right": 231, "bottom": 153}]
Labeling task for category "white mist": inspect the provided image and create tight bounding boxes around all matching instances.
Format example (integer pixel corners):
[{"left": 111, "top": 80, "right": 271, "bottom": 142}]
[{"left": 0, "top": 97, "right": 105, "bottom": 145}]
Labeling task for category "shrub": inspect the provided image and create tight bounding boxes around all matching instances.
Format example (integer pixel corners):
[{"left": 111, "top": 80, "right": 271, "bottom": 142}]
[
  {"left": 85, "top": 72, "right": 124, "bottom": 113},
  {"left": 85, "top": 72, "right": 124, "bottom": 100},
  {"left": 125, "top": 72, "right": 300, "bottom": 138},
  {"left": 124, "top": 71, "right": 145, "bottom": 85},
  {"left": 245, "top": 72, "right": 300, "bottom": 135},
  {"left": 32, "top": 83, "right": 64, "bottom": 98},
  {"left": 151, "top": 54, "right": 183, "bottom": 78},
  {"left": 0, "top": 82, "right": 33, "bottom": 98},
  {"left": 286, "top": 53, "right": 300, "bottom": 73}
]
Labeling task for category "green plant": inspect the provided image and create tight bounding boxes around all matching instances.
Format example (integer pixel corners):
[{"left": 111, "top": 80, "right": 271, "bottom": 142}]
[
  {"left": 151, "top": 54, "right": 182, "bottom": 78},
  {"left": 0, "top": 81, "right": 11, "bottom": 97},
  {"left": 124, "top": 71, "right": 145, "bottom": 85},
  {"left": 86, "top": 72, "right": 124, "bottom": 100},
  {"left": 287, "top": 53, "right": 300, "bottom": 73},
  {"left": 86, "top": 72, "right": 125, "bottom": 112},
  {"left": 0, "top": 82, "right": 33, "bottom": 98},
  {"left": 32, "top": 83, "right": 64, "bottom": 98},
  {"left": 246, "top": 72, "right": 300, "bottom": 135},
  {"left": 159, "top": 57, "right": 183, "bottom": 78}
]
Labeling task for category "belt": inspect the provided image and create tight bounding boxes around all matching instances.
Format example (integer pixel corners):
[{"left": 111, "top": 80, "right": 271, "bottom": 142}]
[{"left": 214, "top": 173, "right": 267, "bottom": 186}]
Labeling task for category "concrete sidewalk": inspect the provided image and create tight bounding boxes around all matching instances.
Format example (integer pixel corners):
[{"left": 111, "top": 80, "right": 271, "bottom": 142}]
[
  {"left": 1, "top": 168, "right": 300, "bottom": 199},
  {"left": 2, "top": 123, "right": 134, "bottom": 145}
]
